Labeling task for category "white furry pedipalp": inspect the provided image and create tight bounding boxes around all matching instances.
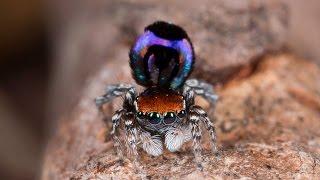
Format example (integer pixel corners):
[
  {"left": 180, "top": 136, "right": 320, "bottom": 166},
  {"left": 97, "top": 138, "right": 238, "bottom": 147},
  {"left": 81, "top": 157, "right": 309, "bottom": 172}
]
[
  {"left": 139, "top": 131, "right": 163, "bottom": 156},
  {"left": 165, "top": 126, "right": 191, "bottom": 152}
]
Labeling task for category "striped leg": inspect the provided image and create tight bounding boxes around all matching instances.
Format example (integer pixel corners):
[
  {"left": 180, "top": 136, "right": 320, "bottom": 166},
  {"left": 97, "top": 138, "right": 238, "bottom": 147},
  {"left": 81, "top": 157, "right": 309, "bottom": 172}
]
[
  {"left": 95, "top": 84, "right": 135, "bottom": 109},
  {"left": 189, "top": 110, "right": 203, "bottom": 170},
  {"left": 123, "top": 112, "right": 141, "bottom": 171},
  {"left": 191, "top": 105, "right": 218, "bottom": 155},
  {"left": 184, "top": 79, "right": 218, "bottom": 105},
  {"left": 110, "top": 109, "right": 125, "bottom": 160},
  {"left": 183, "top": 81, "right": 219, "bottom": 157}
]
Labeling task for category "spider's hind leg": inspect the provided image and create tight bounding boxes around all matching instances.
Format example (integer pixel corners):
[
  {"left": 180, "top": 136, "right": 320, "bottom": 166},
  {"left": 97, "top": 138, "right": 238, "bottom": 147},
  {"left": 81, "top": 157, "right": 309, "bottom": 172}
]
[
  {"left": 184, "top": 79, "right": 218, "bottom": 105},
  {"left": 95, "top": 83, "right": 135, "bottom": 109}
]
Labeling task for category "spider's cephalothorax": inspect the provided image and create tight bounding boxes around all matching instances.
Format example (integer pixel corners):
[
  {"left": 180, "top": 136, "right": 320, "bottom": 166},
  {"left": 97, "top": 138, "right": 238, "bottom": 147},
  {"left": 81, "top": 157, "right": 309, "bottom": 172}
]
[{"left": 95, "top": 21, "right": 218, "bottom": 169}]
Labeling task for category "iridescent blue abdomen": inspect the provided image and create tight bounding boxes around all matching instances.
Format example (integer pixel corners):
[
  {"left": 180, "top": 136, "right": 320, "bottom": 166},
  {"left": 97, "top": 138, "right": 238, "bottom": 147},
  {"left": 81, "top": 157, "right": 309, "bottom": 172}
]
[{"left": 129, "top": 21, "right": 195, "bottom": 90}]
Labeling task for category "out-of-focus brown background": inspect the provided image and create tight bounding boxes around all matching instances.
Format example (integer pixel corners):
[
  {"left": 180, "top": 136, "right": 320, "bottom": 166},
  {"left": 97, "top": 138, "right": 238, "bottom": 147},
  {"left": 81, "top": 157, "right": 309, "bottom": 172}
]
[{"left": 0, "top": 0, "right": 319, "bottom": 179}]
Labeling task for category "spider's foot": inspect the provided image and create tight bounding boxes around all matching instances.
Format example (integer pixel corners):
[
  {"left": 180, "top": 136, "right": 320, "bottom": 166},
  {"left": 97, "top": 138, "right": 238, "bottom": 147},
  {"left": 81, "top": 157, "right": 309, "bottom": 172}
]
[
  {"left": 118, "top": 159, "right": 125, "bottom": 166},
  {"left": 213, "top": 151, "right": 221, "bottom": 160},
  {"left": 196, "top": 163, "right": 204, "bottom": 171}
]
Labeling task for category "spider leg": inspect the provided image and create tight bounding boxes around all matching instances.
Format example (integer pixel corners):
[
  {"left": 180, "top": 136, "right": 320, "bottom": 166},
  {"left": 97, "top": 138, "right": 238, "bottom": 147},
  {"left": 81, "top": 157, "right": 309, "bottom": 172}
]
[
  {"left": 191, "top": 105, "right": 218, "bottom": 155},
  {"left": 124, "top": 113, "right": 138, "bottom": 159},
  {"left": 110, "top": 109, "right": 125, "bottom": 160},
  {"left": 123, "top": 112, "right": 143, "bottom": 172},
  {"left": 183, "top": 86, "right": 195, "bottom": 107},
  {"left": 184, "top": 79, "right": 218, "bottom": 105},
  {"left": 188, "top": 110, "right": 204, "bottom": 170},
  {"left": 98, "top": 84, "right": 138, "bottom": 162},
  {"left": 184, "top": 84, "right": 219, "bottom": 169},
  {"left": 95, "top": 83, "right": 135, "bottom": 108}
]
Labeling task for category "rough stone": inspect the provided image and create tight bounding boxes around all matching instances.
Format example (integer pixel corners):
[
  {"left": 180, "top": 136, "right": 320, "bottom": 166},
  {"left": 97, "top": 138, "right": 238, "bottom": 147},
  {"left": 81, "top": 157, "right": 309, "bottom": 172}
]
[{"left": 42, "top": 54, "right": 320, "bottom": 179}]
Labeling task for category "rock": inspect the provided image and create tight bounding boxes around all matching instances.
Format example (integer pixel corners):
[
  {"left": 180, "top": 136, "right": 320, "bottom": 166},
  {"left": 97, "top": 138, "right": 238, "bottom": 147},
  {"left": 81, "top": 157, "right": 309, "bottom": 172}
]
[{"left": 42, "top": 54, "right": 320, "bottom": 179}]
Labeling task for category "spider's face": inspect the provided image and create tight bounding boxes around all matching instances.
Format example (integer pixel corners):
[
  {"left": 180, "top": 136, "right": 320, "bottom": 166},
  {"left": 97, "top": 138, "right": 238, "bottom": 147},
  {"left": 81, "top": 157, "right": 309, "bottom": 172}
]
[{"left": 134, "top": 87, "right": 186, "bottom": 131}]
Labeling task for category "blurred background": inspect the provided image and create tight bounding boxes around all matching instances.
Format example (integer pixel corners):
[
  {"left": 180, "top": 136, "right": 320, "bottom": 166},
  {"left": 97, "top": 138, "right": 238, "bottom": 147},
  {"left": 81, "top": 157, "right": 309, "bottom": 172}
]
[{"left": 0, "top": 0, "right": 319, "bottom": 179}]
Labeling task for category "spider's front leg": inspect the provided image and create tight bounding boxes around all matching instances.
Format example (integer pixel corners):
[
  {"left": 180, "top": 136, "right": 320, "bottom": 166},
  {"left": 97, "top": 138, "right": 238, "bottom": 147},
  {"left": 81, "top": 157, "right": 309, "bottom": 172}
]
[
  {"left": 123, "top": 112, "right": 140, "bottom": 166},
  {"left": 95, "top": 84, "right": 139, "bottom": 161},
  {"left": 190, "top": 105, "right": 218, "bottom": 155},
  {"left": 184, "top": 81, "right": 219, "bottom": 169},
  {"left": 110, "top": 109, "right": 125, "bottom": 160},
  {"left": 188, "top": 109, "right": 204, "bottom": 170},
  {"left": 184, "top": 79, "right": 218, "bottom": 153}
]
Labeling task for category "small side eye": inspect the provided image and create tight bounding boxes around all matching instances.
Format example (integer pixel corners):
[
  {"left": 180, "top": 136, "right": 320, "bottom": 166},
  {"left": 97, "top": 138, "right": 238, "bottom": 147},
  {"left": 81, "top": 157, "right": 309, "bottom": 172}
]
[
  {"left": 163, "top": 112, "right": 176, "bottom": 124},
  {"left": 148, "top": 112, "right": 161, "bottom": 125},
  {"left": 177, "top": 110, "right": 186, "bottom": 118},
  {"left": 137, "top": 111, "right": 145, "bottom": 119}
]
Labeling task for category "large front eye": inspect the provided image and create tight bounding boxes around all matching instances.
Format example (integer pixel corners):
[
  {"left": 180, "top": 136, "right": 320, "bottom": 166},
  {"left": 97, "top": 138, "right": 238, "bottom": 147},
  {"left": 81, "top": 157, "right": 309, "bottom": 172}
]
[
  {"left": 163, "top": 112, "right": 176, "bottom": 124},
  {"left": 148, "top": 112, "right": 161, "bottom": 125}
]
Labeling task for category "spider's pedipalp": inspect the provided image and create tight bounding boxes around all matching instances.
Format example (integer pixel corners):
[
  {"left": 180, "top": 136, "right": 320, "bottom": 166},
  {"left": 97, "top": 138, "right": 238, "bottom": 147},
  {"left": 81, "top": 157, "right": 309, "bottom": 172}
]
[
  {"left": 140, "top": 130, "right": 163, "bottom": 156},
  {"left": 164, "top": 125, "right": 191, "bottom": 152}
]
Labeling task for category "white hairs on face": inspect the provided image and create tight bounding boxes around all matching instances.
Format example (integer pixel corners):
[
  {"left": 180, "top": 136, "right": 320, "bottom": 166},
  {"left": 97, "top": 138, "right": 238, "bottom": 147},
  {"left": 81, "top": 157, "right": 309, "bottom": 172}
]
[
  {"left": 139, "top": 131, "right": 163, "bottom": 156},
  {"left": 165, "top": 126, "right": 191, "bottom": 152}
]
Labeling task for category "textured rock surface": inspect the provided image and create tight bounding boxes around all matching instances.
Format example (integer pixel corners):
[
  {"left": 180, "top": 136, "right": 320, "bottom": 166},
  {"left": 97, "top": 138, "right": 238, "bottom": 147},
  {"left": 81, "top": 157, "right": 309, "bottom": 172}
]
[{"left": 42, "top": 54, "right": 320, "bottom": 179}]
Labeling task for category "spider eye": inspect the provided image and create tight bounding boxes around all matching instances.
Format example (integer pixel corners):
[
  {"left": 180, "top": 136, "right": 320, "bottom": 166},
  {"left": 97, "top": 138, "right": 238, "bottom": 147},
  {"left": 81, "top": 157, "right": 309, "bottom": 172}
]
[
  {"left": 163, "top": 112, "right": 176, "bottom": 124},
  {"left": 148, "top": 112, "right": 161, "bottom": 125},
  {"left": 137, "top": 111, "right": 145, "bottom": 119},
  {"left": 177, "top": 110, "right": 186, "bottom": 118}
]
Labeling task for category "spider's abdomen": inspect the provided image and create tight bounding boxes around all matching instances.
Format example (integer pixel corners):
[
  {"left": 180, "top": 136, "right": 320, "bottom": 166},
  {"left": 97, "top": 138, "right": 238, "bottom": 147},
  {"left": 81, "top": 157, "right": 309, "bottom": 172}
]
[{"left": 129, "top": 21, "right": 195, "bottom": 90}]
